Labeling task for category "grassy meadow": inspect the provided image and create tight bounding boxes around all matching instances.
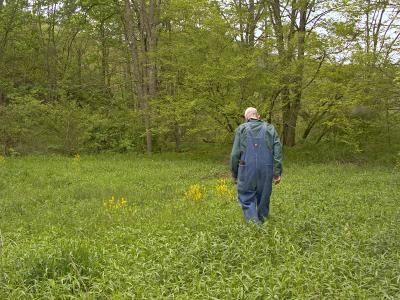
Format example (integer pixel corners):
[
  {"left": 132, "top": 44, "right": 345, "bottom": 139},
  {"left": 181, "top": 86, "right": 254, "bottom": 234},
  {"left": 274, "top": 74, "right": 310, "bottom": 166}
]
[{"left": 0, "top": 149, "right": 399, "bottom": 299}]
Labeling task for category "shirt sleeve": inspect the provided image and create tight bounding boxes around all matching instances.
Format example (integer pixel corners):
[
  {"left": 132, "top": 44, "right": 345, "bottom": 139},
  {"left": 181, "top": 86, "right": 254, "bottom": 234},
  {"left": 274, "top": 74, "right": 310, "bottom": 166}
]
[
  {"left": 272, "top": 126, "right": 283, "bottom": 177},
  {"left": 230, "top": 128, "right": 241, "bottom": 179}
]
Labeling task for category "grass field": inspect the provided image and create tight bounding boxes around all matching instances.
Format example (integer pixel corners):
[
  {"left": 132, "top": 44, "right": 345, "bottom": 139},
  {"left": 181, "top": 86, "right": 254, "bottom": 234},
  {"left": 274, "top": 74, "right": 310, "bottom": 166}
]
[{"left": 0, "top": 152, "right": 399, "bottom": 299}]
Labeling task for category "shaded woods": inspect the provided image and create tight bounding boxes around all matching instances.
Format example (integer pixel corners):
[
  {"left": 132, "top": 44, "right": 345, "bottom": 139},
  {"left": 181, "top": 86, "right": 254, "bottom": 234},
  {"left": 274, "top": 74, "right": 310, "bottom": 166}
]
[{"left": 0, "top": 0, "right": 399, "bottom": 155}]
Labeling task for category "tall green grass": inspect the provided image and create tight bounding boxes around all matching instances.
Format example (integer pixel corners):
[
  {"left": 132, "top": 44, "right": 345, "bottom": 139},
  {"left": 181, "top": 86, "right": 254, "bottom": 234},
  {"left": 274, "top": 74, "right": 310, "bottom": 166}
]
[{"left": 0, "top": 152, "right": 399, "bottom": 298}]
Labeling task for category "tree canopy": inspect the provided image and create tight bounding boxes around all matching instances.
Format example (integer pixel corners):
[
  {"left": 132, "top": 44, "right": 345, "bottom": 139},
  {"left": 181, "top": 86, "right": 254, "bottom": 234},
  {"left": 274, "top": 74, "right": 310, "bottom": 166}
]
[{"left": 1, "top": 0, "right": 399, "bottom": 155}]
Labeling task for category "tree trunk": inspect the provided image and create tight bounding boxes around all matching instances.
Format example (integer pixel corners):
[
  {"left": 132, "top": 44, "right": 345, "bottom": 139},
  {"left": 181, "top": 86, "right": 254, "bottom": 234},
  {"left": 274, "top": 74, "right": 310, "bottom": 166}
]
[
  {"left": 99, "top": 21, "right": 110, "bottom": 94},
  {"left": 316, "top": 126, "right": 329, "bottom": 144},
  {"left": 385, "top": 99, "right": 391, "bottom": 146},
  {"left": 123, "top": 0, "right": 149, "bottom": 154},
  {"left": 303, "top": 111, "right": 325, "bottom": 141},
  {"left": 248, "top": 0, "right": 255, "bottom": 46},
  {"left": 0, "top": 91, "right": 4, "bottom": 106},
  {"left": 123, "top": 0, "right": 159, "bottom": 155},
  {"left": 174, "top": 121, "right": 181, "bottom": 151},
  {"left": 365, "top": 0, "right": 371, "bottom": 57},
  {"left": 268, "top": 0, "right": 311, "bottom": 147},
  {"left": 302, "top": 97, "right": 337, "bottom": 141},
  {"left": 281, "top": 86, "right": 291, "bottom": 144},
  {"left": 268, "top": 0, "right": 295, "bottom": 144},
  {"left": 77, "top": 48, "right": 82, "bottom": 86},
  {"left": 283, "top": 99, "right": 300, "bottom": 146},
  {"left": 0, "top": 0, "right": 6, "bottom": 106},
  {"left": 283, "top": 4, "right": 307, "bottom": 146}
]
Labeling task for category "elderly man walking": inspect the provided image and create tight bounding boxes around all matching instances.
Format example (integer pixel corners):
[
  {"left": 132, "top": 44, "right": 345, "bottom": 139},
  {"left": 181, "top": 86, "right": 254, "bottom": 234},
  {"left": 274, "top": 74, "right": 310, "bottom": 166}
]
[{"left": 230, "top": 107, "right": 283, "bottom": 224}]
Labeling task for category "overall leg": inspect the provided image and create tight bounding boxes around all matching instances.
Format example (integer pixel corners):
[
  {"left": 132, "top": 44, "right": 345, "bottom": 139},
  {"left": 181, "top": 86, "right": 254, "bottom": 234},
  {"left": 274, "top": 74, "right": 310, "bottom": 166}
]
[
  {"left": 238, "top": 189, "right": 260, "bottom": 224},
  {"left": 237, "top": 123, "right": 263, "bottom": 224},
  {"left": 256, "top": 169, "right": 273, "bottom": 222}
]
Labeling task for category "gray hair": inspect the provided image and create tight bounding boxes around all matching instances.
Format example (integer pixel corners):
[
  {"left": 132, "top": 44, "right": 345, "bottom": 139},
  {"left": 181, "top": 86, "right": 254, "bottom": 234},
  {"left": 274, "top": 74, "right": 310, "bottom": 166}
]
[{"left": 244, "top": 107, "right": 259, "bottom": 121}]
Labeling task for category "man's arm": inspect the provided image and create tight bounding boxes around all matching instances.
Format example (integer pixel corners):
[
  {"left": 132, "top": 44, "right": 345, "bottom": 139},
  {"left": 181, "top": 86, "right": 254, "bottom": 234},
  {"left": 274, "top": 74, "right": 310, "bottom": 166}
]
[
  {"left": 230, "top": 128, "right": 241, "bottom": 180},
  {"left": 272, "top": 126, "right": 283, "bottom": 178}
]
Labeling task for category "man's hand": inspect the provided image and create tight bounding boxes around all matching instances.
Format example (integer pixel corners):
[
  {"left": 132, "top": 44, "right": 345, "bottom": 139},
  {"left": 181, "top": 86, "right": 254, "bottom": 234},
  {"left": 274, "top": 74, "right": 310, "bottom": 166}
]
[{"left": 273, "top": 176, "right": 281, "bottom": 185}]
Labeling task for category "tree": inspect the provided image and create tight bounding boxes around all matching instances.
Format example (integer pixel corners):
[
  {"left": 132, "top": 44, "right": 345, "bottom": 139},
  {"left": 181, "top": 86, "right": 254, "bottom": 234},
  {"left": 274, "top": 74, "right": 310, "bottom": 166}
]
[{"left": 121, "top": 0, "right": 161, "bottom": 155}]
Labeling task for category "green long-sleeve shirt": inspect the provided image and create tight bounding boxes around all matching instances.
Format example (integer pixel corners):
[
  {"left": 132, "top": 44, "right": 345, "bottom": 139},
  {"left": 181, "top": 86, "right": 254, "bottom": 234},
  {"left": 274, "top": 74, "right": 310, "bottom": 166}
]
[{"left": 230, "top": 119, "right": 283, "bottom": 178}]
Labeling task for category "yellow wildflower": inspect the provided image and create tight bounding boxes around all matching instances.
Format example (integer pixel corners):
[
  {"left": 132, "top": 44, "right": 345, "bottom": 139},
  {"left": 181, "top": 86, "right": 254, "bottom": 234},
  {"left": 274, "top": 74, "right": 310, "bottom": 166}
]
[
  {"left": 103, "top": 196, "right": 129, "bottom": 211},
  {"left": 185, "top": 184, "right": 204, "bottom": 201},
  {"left": 215, "top": 178, "right": 235, "bottom": 200}
]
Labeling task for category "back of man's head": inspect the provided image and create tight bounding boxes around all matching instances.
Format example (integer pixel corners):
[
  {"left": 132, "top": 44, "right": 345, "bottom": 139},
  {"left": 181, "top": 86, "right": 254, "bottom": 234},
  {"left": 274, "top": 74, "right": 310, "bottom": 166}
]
[{"left": 244, "top": 107, "right": 259, "bottom": 121}]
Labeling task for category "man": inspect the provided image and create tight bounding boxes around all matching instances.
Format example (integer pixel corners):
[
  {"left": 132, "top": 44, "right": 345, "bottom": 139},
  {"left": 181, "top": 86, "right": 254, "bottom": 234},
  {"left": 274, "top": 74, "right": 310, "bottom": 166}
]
[{"left": 230, "top": 107, "right": 282, "bottom": 224}]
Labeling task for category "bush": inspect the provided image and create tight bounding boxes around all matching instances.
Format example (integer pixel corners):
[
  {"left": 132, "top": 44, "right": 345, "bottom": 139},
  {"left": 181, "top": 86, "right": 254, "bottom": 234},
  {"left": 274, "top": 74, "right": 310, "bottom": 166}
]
[
  {"left": 0, "top": 96, "right": 147, "bottom": 155},
  {"left": 83, "top": 109, "right": 143, "bottom": 153},
  {"left": 0, "top": 96, "right": 46, "bottom": 155},
  {"left": 43, "top": 101, "right": 91, "bottom": 154}
]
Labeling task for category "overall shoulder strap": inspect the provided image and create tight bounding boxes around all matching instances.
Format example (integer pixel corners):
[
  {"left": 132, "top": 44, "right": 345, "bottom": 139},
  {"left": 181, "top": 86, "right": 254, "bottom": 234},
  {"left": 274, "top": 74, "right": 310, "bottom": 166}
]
[
  {"left": 259, "top": 122, "right": 267, "bottom": 138},
  {"left": 245, "top": 123, "right": 254, "bottom": 139}
]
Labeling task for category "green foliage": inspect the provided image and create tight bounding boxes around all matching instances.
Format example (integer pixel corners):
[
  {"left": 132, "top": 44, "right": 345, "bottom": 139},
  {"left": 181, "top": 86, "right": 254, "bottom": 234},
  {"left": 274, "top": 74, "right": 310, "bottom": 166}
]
[
  {"left": 44, "top": 101, "right": 91, "bottom": 154},
  {"left": 0, "top": 0, "right": 399, "bottom": 153},
  {"left": 84, "top": 109, "right": 143, "bottom": 153},
  {"left": 0, "top": 96, "right": 46, "bottom": 155},
  {"left": 0, "top": 96, "right": 147, "bottom": 154},
  {"left": 0, "top": 154, "right": 399, "bottom": 298}
]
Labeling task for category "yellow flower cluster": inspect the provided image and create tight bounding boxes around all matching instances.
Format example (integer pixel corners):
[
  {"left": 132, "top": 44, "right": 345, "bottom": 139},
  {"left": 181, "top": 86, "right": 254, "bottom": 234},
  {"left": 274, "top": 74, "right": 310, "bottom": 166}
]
[
  {"left": 215, "top": 178, "right": 235, "bottom": 200},
  {"left": 103, "top": 196, "right": 128, "bottom": 211},
  {"left": 0, "top": 155, "right": 5, "bottom": 164},
  {"left": 73, "top": 153, "right": 81, "bottom": 162},
  {"left": 185, "top": 184, "right": 204, "bottom": 201},
  {"left": 184, "top": 180, "right": 235, "bottom": 202}
]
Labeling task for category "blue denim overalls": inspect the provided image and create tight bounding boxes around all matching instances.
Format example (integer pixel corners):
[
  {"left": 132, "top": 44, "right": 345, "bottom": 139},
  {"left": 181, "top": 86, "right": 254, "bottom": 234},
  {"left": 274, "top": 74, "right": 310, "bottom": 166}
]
[{"left": 237, "top": 123, "right": 273, "bottom": 224}]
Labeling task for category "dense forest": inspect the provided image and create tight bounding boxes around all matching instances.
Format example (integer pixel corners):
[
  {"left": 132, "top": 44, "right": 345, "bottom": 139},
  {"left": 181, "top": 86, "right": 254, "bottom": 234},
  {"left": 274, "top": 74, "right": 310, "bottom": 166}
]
[{"left": 1, "top": 0, "right": 399, "bottom": 155}]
